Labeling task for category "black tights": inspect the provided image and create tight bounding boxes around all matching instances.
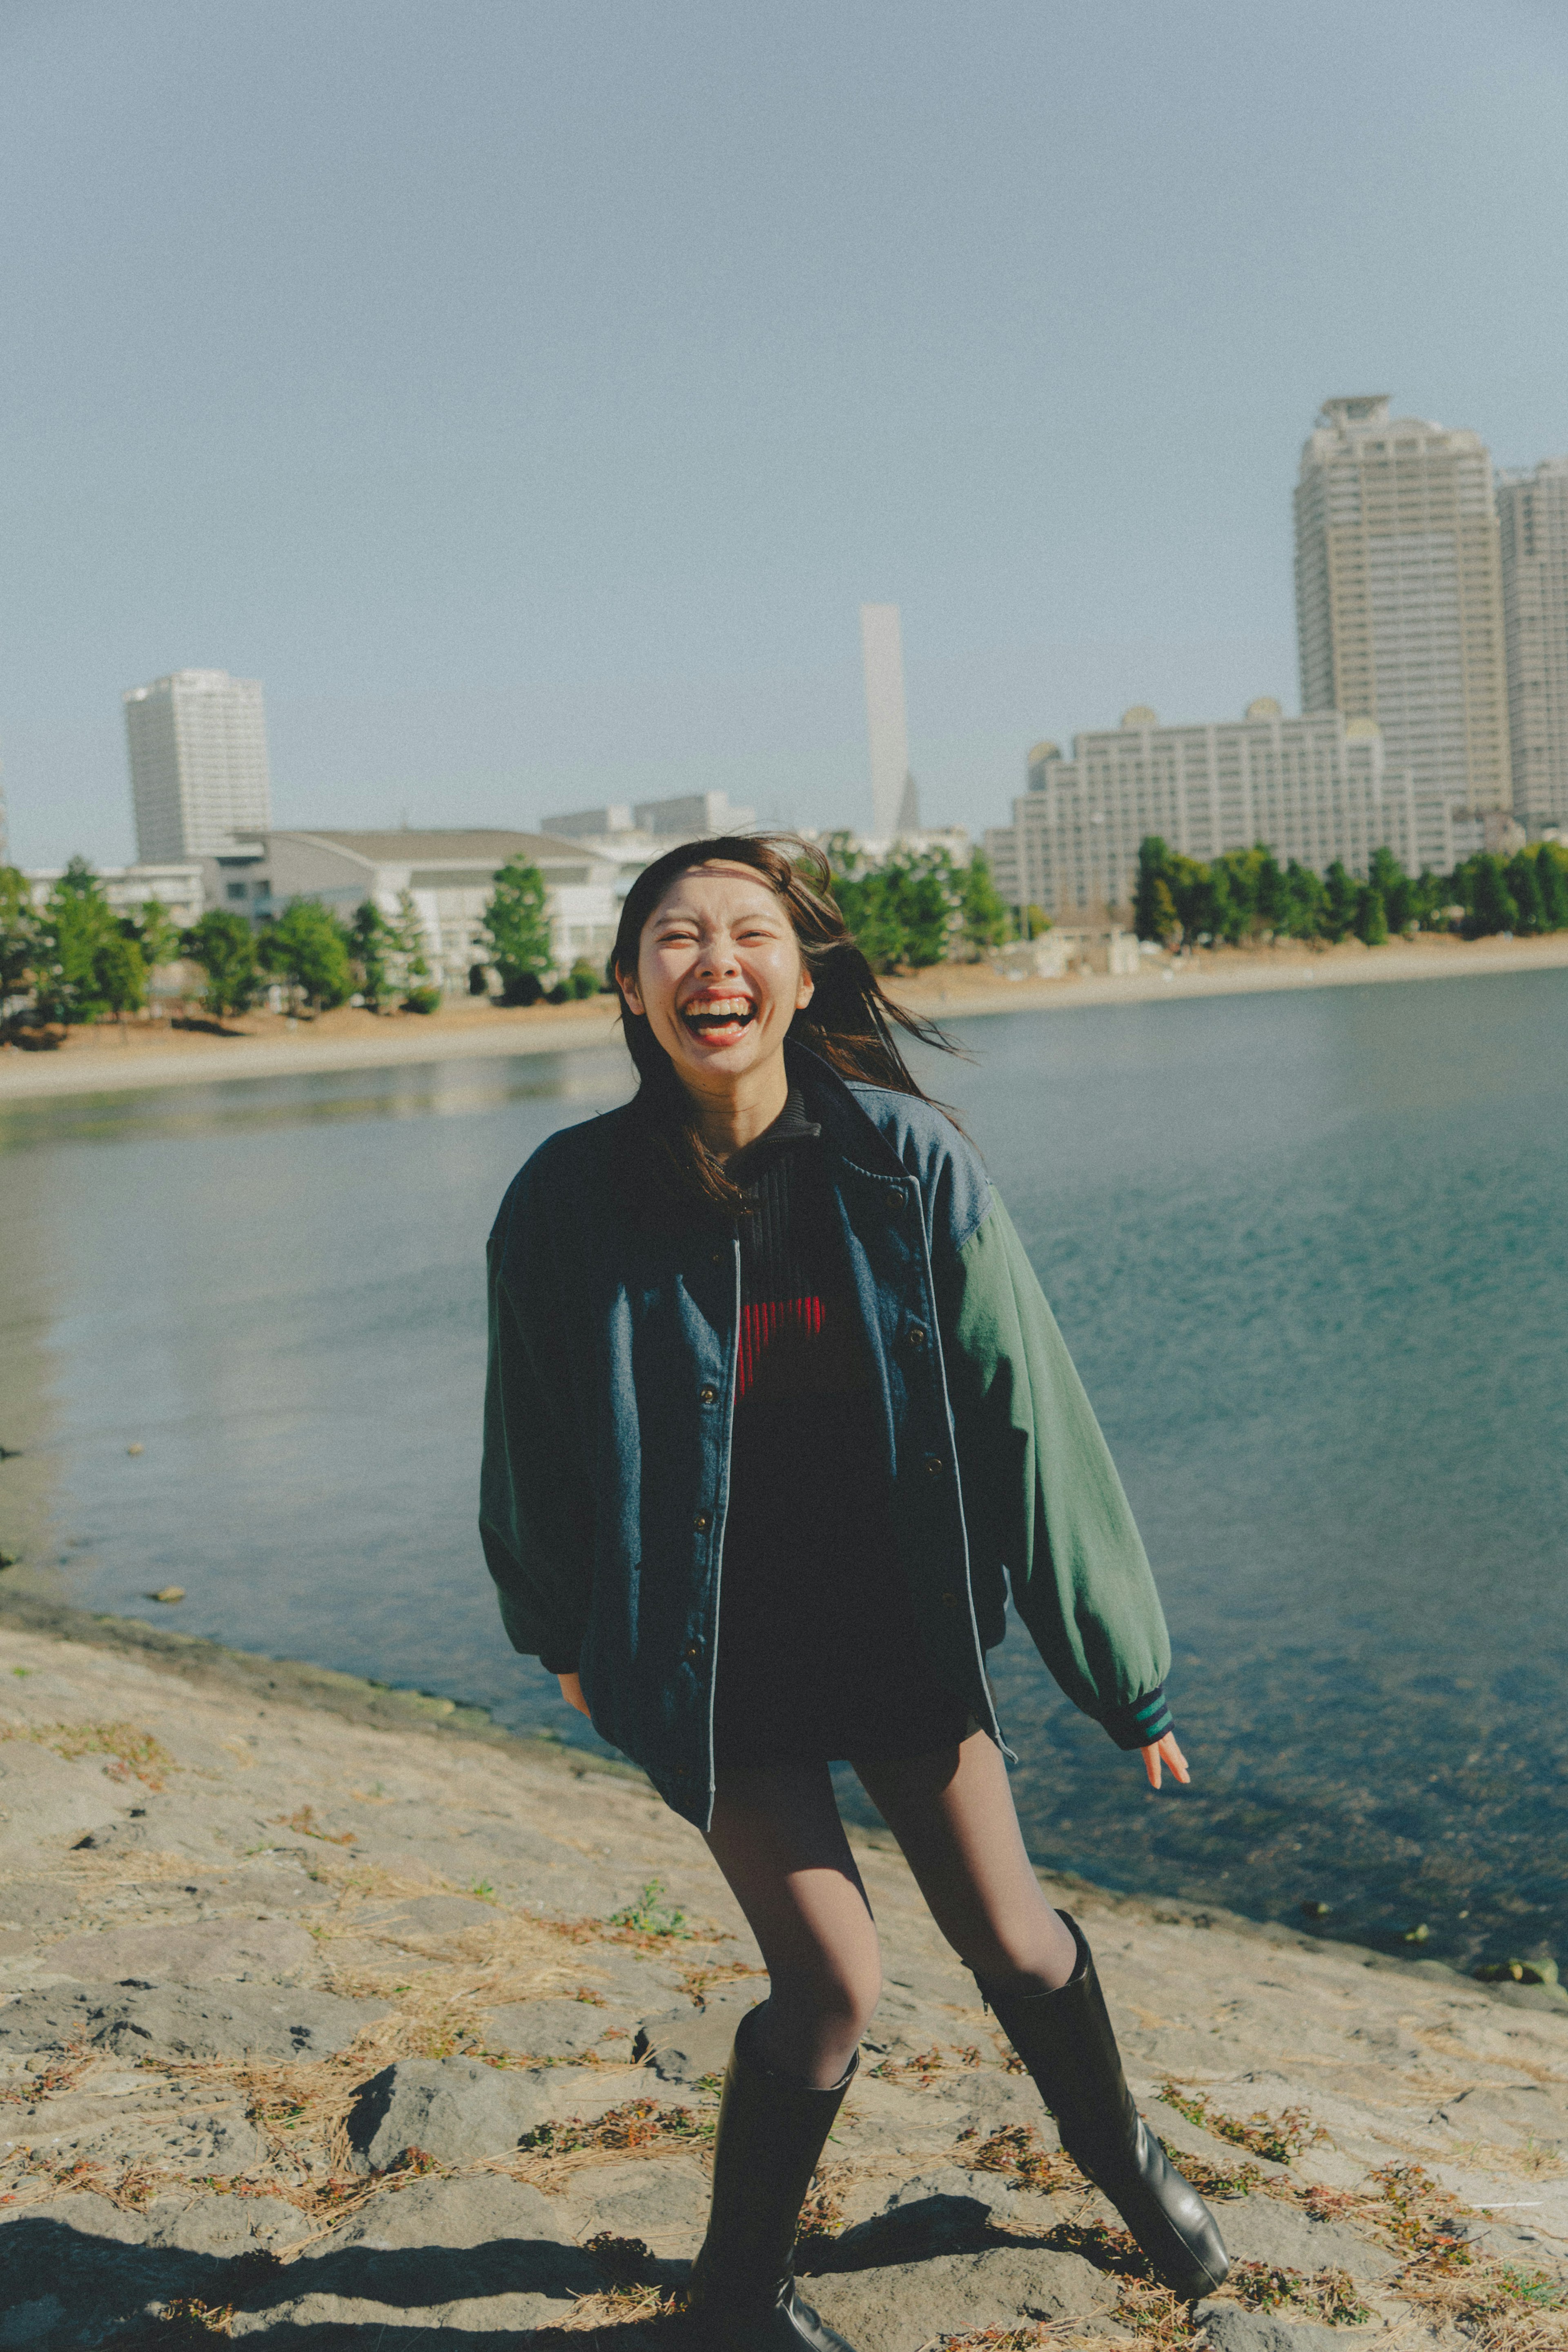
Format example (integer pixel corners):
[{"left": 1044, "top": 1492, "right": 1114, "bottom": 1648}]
[{"left": 702, "top": 1729, "right": 1079, "bottom": 2089}]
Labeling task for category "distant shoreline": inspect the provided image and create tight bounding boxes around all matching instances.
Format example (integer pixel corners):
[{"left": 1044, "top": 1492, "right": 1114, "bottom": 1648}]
[{"left": 4, "top": 931, "right": 1568, "bottom": 1104}]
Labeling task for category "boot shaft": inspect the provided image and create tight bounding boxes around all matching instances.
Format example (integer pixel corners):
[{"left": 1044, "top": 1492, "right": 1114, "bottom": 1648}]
[{"left": 693, "top": 2006, "right": 856, "bottom": 2303}]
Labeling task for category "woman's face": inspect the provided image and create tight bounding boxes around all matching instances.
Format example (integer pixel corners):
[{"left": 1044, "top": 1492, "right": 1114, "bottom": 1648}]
[{"left": 619, "top": 863, "right": 814, "bottom": 1095}]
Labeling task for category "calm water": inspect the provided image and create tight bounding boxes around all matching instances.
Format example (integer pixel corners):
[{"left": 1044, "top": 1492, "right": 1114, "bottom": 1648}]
[{"left": 2, "top": 975, "right": 1566, "bottom": 1970}]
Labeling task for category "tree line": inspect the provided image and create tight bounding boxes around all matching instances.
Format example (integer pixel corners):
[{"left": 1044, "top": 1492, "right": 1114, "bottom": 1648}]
[
  {"left": 820, "top": 838, "right": 1012, "bottom": 970},
  {"left": 1132, "top": 836, "right": 1568, "bottom": 948},
  {"left": 0, "top": 852, "right": 604, "bottom": 1034}
]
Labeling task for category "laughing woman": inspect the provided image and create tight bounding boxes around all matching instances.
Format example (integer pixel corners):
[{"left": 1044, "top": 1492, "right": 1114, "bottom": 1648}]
[{"left": 481, "top": 836, "right": 1228, "bottom": 2352}]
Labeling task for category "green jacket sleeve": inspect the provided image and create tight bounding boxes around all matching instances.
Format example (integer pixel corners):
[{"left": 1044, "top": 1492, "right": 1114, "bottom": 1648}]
[
  {"left": 937, "top": 1189, "right": 1173, "bottom": 1750},
  {"left": 479, "top": 1181, "right": 594, "bottom": 1672}
]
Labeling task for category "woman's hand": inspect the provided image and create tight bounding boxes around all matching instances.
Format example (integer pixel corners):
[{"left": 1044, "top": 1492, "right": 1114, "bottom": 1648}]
[
  {"left": 557, "top": 1671, "right": 590, "bottom": 1717},
  {"left": 1141, "top": 1732, "right": 1190, "bottom": 1790}
]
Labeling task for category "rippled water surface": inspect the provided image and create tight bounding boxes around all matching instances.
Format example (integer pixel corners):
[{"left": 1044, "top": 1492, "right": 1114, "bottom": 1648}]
[{"left": 2, "top": 974, "right": 1565, "bottom": 1969}]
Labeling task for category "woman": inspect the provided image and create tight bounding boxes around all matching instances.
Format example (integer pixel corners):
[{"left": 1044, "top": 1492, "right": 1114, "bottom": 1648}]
[{"left": 481, "top": 836, "right": 1228, "bottom": 2352}]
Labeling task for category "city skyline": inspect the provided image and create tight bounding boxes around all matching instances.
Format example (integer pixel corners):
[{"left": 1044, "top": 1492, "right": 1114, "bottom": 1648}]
[{"left": 4, "top": 4, "right": 1568, "bottom": 868}]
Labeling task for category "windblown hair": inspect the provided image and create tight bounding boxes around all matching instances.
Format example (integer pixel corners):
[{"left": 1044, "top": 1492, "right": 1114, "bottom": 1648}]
[{"left": 611, "top": 833, "right": 959, "bottom": 1219}]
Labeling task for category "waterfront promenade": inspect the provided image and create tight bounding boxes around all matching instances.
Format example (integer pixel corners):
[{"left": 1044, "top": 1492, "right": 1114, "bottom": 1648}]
[
  {"left": 0, "top": 1598, "right": 1565, "bottom": 2346},
  {"left": 5, "top": 932, "right": 1568, "bottom": 1105}
]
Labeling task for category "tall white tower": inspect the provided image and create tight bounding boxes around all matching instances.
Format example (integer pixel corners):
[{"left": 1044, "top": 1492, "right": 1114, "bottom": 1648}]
[
  {"left": 859, "top": 604, "right": 920, "bottom": 838},
  {"left": 123, "top": 669, "right": 272, "bottom": 862}
]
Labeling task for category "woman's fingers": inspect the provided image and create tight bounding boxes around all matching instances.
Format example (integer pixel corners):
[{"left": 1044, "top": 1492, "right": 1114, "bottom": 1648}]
[
  {"left": 1141, "top": 1732, "right": 1191, "bottom": 1790},
  {"left": 558, "top": 1671, "right": 590, "bottom": 1717}
]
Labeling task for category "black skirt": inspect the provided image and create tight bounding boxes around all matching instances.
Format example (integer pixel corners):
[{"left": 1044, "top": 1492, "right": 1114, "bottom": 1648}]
[{"left": 711, "top": 1389, "right": 976, "bottom": 1770}]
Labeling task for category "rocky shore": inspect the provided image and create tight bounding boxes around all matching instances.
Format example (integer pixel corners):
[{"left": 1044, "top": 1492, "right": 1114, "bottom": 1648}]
[{"left": 1, "top": 1604, "right": 1566, "bottom": 2350}]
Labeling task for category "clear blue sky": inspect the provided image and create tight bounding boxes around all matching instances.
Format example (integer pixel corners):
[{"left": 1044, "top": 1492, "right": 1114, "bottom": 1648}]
[{"left": 4, "top": 0, "right": 1567, "bottom": 867}]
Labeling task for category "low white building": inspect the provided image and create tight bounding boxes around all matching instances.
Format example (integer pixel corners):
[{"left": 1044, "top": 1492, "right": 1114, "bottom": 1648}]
[
  {"left": 540, "top": 791, "right": 759, "bottom": 891},
  {"left": 985, "top": 703, "right": 1461, "bottom": 923},
  {"left": 24, "top": 861, "right": 205, "bottom": 926},
  {"left": 204, "top": 829, "right": 620, "bottom": 991}
]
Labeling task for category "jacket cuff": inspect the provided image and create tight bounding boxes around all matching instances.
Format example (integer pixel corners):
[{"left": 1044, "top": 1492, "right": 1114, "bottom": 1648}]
[
  {"left": 1101, "top": 1685, "right": 1173, "bottom": 1751},
  {"left": 540, "top": 1642, "right": 582, "bottom": 1676}
]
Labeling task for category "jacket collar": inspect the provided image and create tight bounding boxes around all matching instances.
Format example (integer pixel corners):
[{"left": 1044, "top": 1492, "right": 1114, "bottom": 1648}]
[{"left": 786, "top": 1038, "right": 914, "bottom": 1190}]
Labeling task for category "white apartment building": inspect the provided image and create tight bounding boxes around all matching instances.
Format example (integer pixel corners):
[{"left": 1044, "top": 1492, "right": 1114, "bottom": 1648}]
[
  {"left": 1497, "top": 457, "right": 1568, "bottom": 836},
  {"left": 1294, "top": 396, "right": 1511, "bottom": 819},
  {"left": 123, "top": 670, "right": 273, "bottom": 862},
  {"left": 984, "top": 703, "right": 1457, "bottom": 923},
  {"left": 205, "top": 829, "right": 619, "bottom": 990}
]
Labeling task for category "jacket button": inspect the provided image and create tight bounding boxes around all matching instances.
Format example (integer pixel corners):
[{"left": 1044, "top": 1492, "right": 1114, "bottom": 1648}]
[
  {"left": 693, "top": 1512, "right": 710, "bottom": 1532},
  {"left": 905, "top": 1325, "right": 927, "bottom": 1351},
  {"left": 940, "top": 1590, "right": 959, "bottom": 1608},
  {"left": 685, "top": 1641, "right": 702, "bottom": 1663},
  {"left": 699, "top": 1384, "right": 718, "bottom": 1405},
  {"left": 924, "top": 1454, "right": 945, "bottom": 1478},
  {"left": 711, "top": 1248, "right": 726, "bottom": 1264}
]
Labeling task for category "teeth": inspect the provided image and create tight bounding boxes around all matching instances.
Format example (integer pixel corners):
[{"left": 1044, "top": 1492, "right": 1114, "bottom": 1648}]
[{"left": 685, "top": 999, "right": 753, "bottom": 1021}]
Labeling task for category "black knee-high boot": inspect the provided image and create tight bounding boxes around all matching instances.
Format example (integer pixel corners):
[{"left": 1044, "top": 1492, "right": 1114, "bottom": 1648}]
[
  {"left": 979, "top": 1913, "right": 1229, "bottom": 2301},
  {"left": 686, "top": 2006, "right": 863, "bottom": 2352}
]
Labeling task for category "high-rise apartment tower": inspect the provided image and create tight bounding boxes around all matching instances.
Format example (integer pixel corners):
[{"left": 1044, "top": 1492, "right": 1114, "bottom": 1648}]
[
  {"left": 123, "top": 669, "right": 272, "bottom": 862},
  {"left": 1294, "top": 396, "right": 1511, "bottom": 821},
  {"left": 1497, "top": 457, "right": 1568, "bottom": 836},
  {"left": 859, "top": 604, "right": 920, "bottom": 838}
]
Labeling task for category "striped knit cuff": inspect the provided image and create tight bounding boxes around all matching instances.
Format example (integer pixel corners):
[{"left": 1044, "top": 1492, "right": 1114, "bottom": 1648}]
[{"left": 1101, "top": 1685, "right": 1174, "bottom": 1752}]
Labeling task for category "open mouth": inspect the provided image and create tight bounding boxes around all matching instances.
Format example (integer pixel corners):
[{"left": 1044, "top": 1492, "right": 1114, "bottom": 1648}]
[{"left": 681, "top": 996, "right": 757, "bottom": 1040}]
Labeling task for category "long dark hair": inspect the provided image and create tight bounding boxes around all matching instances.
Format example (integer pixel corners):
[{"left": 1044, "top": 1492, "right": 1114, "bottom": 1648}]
[{"left": 611, "top": 833, "right": 959, "bottom": 1218}]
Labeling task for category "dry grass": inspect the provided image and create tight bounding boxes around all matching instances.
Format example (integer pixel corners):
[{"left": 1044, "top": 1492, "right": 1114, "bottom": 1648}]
[
  {"left": 272, "top": 1805, "right": 356, "bottom": 1846},
  {"left": 0, "top": 1719, "right": 176, "bottom": 1790},
  {"left": 967, "top": 2123, "right": 1084, "bottom": 2196},
  {"left": 1158, "top": 2078, "right": 1327, "bottom": 2164},
  {"left": 870, "top": 2042, "right": 951, "bottom": 2086}
]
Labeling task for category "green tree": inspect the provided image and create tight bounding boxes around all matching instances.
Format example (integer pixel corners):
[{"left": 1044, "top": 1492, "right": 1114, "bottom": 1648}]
[
  {"left": 1133, "top": 838, "right": 1173, "bottom": 941},
  {"left": 36, "top": 858, "right": 118, "bottom": 1022},
  {"left": 1145, "top": 877, "right": 1179, "bottom": 946},
  {"left": 884, "top": 850, "right": 955, "bottom": 967},
  {"left": 1356, "top": 885, "right": 1389, "bottom": 946},
  {"left": 127, "top": 897, "right": 181, "bottom": 974},
  {"left": 349, "top": 899, "right": 395, "bottom": 1010},
  {"left": 95, "top": 930, "right": 147, "bottom": 1032},
  {"left": 1458, "top": 854, "right": 1519, "bottom": 938},
  {"left": 0, "top": 866, "right": 39, "bottom": 1009},
  {"left": 958, "top": 851, "right": 1009, "bottom": 956},
  {"left": 480, "top": 858, "right": 552, "bottom": 1003},
  {"left": 1407, "top": 867, "right": 1450, "bottom": 933},
  {"left": 1536, "top": 844, "right": 1568, "bottom": 930},
  {"left": 1323, "top": 862, "right": 1359, "bottom": 943},
  {"left": 389, "top": 889, "right": 438, "bottom": 1003},
  {"left": 1019, "top": 903, "right": 1051, "bottom": 941},
  {"left": 830, "top": 864, "right": 901, "bottom": 970},
  {"left": 1505, "top": 850, "right": 1545, "bottom": 936},
  {"left": 1253, "top": 850, "right": 1287, "bottom": 937},
  {"left": 183, "top": 910, "right": 259, "bottom": 1017},
  {"left": 1366, "top": 847, "right": 1411, "bottom": 932},
  {"left": 1281, "top": 860, "right": 1328, "bottom": 939},
  {"left": 261, "top": 900, "right": 353, "bottom": 1010}
]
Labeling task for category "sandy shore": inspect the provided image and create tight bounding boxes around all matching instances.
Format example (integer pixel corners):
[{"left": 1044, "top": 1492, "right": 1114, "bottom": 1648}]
[
  {"left": 5, "top": 934, "right": 1568, "bottom": 1106},
  {"left": 0, "top": 1595, "right": 1564, "bottom": 2347}
]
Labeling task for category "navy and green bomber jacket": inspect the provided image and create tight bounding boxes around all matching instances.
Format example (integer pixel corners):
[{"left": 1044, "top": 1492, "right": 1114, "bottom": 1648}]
[{"left": 480, "top": 1041, "right": 1174, "bottom": 1829}]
